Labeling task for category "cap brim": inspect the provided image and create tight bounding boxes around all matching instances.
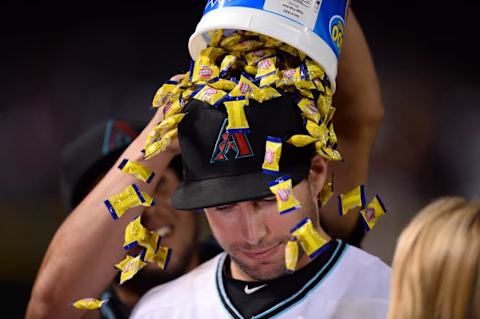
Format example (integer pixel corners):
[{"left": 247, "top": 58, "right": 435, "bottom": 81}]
[{"left": 171, "top": 165, "right": 310, "bottom": 210}]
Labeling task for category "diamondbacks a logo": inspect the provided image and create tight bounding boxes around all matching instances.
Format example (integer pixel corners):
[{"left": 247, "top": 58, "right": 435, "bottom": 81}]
[
  {"left": 210, "top": 119, "right": 254, "bottom": 163},
  {"left": 102, "top": 120, "right": 139, "bottom": 155}
]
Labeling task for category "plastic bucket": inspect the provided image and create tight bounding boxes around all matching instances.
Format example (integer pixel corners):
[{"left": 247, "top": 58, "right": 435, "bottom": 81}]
[{"left": 189, "top": 0, "right": 349, "bottom": 92}]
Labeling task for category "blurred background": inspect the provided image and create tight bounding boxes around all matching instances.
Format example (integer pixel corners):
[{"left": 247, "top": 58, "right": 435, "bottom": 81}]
[{"left": 1, "top": 1, "right": 479, "bottom": 317}]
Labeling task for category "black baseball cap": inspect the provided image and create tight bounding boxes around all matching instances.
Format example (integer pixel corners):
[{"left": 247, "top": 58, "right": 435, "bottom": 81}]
[
  {"left": 171, "top": 96, "right": 315, "bottom": 210},
  {"left": 61, "top": 119, "right": 146, "bottom": 210}
]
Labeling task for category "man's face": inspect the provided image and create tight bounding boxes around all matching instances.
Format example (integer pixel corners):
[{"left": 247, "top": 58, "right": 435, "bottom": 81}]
[
  {"left": 124, "top": 168, "right": 197, "bottom": 293},
  {"left": 204, "top": 179, "right": 319, "bottom": 281}
]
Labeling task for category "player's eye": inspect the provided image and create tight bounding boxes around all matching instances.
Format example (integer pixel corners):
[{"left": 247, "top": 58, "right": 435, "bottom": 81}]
[{"left": 216, "top": 204, "right": 234, "bottom": 211}]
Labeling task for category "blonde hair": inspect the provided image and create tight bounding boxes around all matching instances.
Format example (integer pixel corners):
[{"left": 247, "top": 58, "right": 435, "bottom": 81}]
[{"left": 388, "top": 197, "right": 480, "bottom": 319}]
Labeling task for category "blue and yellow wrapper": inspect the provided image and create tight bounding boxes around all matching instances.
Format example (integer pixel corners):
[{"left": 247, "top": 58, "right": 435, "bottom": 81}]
[
  {"left": 224, "top": 96, "right": 249, "bottom": 133},
  {"left": 290, "top": 218, "right": 329, "bottom": 259},
  {"left": 118, "top": 159, "right": 154, "bottom": 184},
  {"left": 71, "top": 298, "right": 108, "bottom": 310},
  {"left": 152, "top": 80, "right": 178, "bottom": 108},
  {"left": 337, "top": 185, "right": 367, "bottom": 216},
  {"left": 319, "top": 174, "right": 334, "bottom": 207},
  {"left": 193, "top": 85, "right": 227, "bottom": 107},
  {"left": 285, "top": 238, "right": 299, "bottom": 273},
  {"left": 104, "top": 184, "right": 145, "bottom": 220},
  {"left": 262, "top": 136, "right": 282, "bottom": 175},
  {"left": 360, "top": 195, "right": 387, "bottom": 231},
  {"left": 268, "top": 175, "right": 300, "bottom": 215},
  {"left": 115, "top": 254, "right": 147, "bottom": 285}
]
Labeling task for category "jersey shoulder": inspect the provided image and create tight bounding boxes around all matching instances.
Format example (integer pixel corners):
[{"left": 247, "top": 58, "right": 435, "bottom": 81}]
[
  {"left": 329, "top": 244, "right": 391, "bottom": 299},
  {"left": 130, "top": 253, "right": 224, "bottom": 319}
]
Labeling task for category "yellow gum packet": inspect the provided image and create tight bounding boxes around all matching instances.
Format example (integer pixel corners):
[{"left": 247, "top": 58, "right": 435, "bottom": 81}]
[
  {"left": 219, "top": 55, "right": 238, "bottom": 77},
  {"left": 118, "top": 159, "right": 155, "bottom": 184},
  {"left": 256, "top": 86, "right": 282, "bottom": 103},
  {"left": 138, "top": 232, "right": 161, "bottom": 262},
  {"left": 229, "top": 73, "right": 262, "bottom": 103},
  {"left": 360, "top": 195, "right": 387, "bottom": 231},
  {"left": 297, "top": 98, "right": 321, "bottom": 123},
  {"left": 118, "top": 254, "right": 147, "bottom": 285},
  {"left": 181, "top": 87, "right": 198, "bottom": 102},
  {"left": 296, "top": 87, "right": 314, "bottom": 99},
  {"left": 144, "top": 128, "right": 178, "bottom": 160},
  {"left": 244, "top": 49, "right": 276, "bottom": 66},
  {"left": 285, "top": 239, "right": 299, "bottom": 273},
  {"left": 328, "top": 123, "right": 337, "bottom": 147},
  {"left": 259, "top": 34, "right": 283, "bottom": 48},
  {"left": 162, "top": 96, "right": 184, "bottom": 119},
  {"left": 286, "top": 134, "right": 317, "bottom": 147},
  {"left": 200, "top": 47, "right": 226, "bottom": 62},
  {"left": 319, "top": 174, "right": 334, "bottom": 207},
  {"left": 276, "top": 67, "right": 301, "bottom": 88},
  {"left": 316, "top": 94, "right": 333, "bottom": 119},
  {"left": 210, "top": 78, "right": 238, "bottom": 91},
  {"left": 296, "top": 63, "right": 316, "bottom": 90},
  {"left": 338, "top": 185, "right": 367, "bottom": 216},
  {"left": 190, "top": 57, "right": 220, "bottom": 84},
  {"left": 224, "top": 97, "right": 249, "bottom": 133},
  {"left": 152, "top": 81, "right": 178, "bottom": 108},
  {"left": 229, "top": 40, "right": 264, "bottom": 53},
  {"left": 256, "top": 57, "right": 277, "bottom": 78},
  {"left": 220, "top": 32, "right": 243, "bottom": 49},
  {"left": 140, "top": 191, "right": 156, "bottom": 207},
  {"left": 209, "top": 29, "right": 224, "bottom": 47},
  {"left": 312, "top": 78, "right": 326, "bottom": 93},
  {"left": 124, "top": 216, "right": 149, "bottom": 249},
  {"left": 178, "top": 72, "right": 192, "bottom": 88},
  {"left": 262, "top": 136, "right": 282, "bottom": 175},
  {"left": 325, "top": 106, "right": 336, "bottom": 125},
  {"left": 305, "top": 59, "right": 325, "bottom": 80},
  {"left": 268, "top": 175, "right": 300, "bottom": 215},
  {"left": 193, "top": 85, "right": 228, "bottom": 107},
  {"left": 104, "top": 184, "right": 145, "bottom": 220},
  {"left": 306, "top": 120, "right": 329, "bottom": 147},
  {"left": 256, "top": 57, "right": 278, "bottom": 88},
  {"left": 244, "top": 65, "right": 258, "bottom": 76},
  {"left": 152, "top": 245, "right": 172, "bottom": 270},
  {"left": 317, "top": 144, "right": 342, "bottom": 162},
  {"left": 145, "top": 112, "right": 183, "bottom": 149},
  {"left": 290, "top": 218, "right": 329, "bottom": 259},
  {"left": 71, "top": 298, "right": 108, "bottom": 310}
]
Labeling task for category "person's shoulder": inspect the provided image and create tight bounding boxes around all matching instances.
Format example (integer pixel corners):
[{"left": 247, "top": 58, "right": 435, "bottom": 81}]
[
  {"left": 130, "top": 253, "right": 224, "bottom": 319},
  {"left": 333, "top": 243, "right": 391, "bottom": 298}
]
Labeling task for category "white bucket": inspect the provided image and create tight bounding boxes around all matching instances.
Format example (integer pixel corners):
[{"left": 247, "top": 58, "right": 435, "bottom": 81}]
[{"left": 189, "top": 0, "right": 349, "bottom": 92}]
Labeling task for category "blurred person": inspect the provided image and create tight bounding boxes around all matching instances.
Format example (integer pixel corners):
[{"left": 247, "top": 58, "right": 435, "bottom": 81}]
[
  {"left": 131, "top": 11, "right": 390, "bottom": 319},
  {"left": 27, "top": 8, "right": 383, "bottom": 319},
  {"left": 388, "top": 197, "right": 480, "bottom": 319},
  {"left": 36, "top": 117, "right": 219, "bottom": 319}
]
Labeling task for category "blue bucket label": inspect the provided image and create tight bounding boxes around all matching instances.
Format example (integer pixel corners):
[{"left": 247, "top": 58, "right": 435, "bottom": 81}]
[{"left": 203, "top": 0, "right": 348, "bottom": 57}]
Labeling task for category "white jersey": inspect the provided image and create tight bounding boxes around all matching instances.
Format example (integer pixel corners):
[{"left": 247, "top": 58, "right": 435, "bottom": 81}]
[{"left": 131, "top": 241, "right": 391, "bottom": 319}]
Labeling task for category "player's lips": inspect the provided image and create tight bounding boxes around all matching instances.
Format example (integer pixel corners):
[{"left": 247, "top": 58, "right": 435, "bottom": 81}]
[{"left": 241, "top": 243, "right": 281, "bottom": 260}]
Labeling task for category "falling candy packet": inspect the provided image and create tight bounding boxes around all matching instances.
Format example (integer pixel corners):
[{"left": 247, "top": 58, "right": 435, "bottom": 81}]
[
  {"left": 338, "top": 185, "right": 367, "bottom": 216},
  {"left": 262, "top": 136, "right": 282, "bottom": 175},
  {"left": 71, "top": 298, "right": 108, "bottom": 310},
  {"left": 118, "top": 159, "right": 154, "bottom": 184},
  {"left": 285, "top": 238, "right": 299, "bottom": 273},
  {"left": 116, "top": 254, "right": 147, "bottom": 285},
  {"left": 268, "top": 175, "right": 300, "bottom": 215},
  {"left": 360, "top": 195, "right": 387, "bottom": 231},
  {"left": 224, "top": 96, "right": 249, "bottom": 133},
  {"left": 290, "top": 218, "right": 329, "bottom": 259},
  {"left": 104, "top": 184, "right": 145, "bottom": 220},
  {"left": 319, "top": 174, "right": 334, "bottom": 207}
]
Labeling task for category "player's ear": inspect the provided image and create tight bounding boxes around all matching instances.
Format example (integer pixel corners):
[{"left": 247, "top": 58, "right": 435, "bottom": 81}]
[{"left": 308, "top": 154, "right": 328, "bottom": 196}]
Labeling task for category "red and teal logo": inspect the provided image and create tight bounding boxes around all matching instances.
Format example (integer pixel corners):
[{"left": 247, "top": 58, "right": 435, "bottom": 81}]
[{"left": 210, "top": 118, "right": 254, "bottom": 163}]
